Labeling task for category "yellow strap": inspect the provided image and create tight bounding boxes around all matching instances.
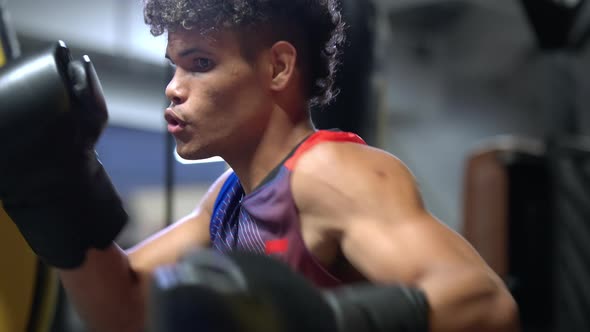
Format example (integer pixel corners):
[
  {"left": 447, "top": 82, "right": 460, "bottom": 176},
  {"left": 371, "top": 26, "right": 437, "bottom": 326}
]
[
  {"left": 30, "top": 267, "right": 59, "bottom": 332},
  {"left": 0, "top": 206, "right": 38, "bottom": 332},
  {"left": 0, "top": 38, "right": 60, "bottom": 332},
  {"left": 0, "top": 206, "right": 61, "bottom": 332},
  {"left": 0, "top": 43, "right": 6, "bottom": 67}
]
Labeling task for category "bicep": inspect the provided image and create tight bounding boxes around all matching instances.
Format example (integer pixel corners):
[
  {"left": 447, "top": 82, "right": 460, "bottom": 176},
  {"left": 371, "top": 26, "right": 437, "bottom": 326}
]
[
  {"left": 341, "top": 213, "right": 489, "bottom": 285},
  {"left": 293, "top": 143, "right": 516, "bottom": 331},
  {"left": 126, "top": 168, "right": 232, "bottom": 273},
  {"left": 292, "top": 142, "right": 489, "bottom": 282}
]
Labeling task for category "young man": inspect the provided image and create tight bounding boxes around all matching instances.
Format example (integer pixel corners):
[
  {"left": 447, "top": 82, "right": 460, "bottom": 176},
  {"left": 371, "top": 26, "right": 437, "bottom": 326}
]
[{"left": 2, "top": 1, "right": 519, "bottom": 331}]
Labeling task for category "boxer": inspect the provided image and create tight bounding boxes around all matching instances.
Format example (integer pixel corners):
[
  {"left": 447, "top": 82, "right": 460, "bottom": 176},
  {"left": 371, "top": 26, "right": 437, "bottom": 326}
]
[{"left": 1, "top": 1, "right": 519, "bottom": 331}]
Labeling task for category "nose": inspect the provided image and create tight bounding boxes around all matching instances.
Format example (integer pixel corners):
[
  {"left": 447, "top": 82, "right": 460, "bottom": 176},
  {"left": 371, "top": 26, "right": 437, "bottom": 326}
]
[{"left": 165, "top": 70, "right": 187, "bottom": 106}]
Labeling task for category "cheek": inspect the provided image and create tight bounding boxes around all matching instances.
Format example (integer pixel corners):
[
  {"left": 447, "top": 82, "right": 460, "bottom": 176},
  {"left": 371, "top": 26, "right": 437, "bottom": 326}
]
[
  {"left": 210, "top": 77, "right": 266, "bottom": 116},
  {"left": 186, "top": 64, "right": 268, "bottom": 128}
]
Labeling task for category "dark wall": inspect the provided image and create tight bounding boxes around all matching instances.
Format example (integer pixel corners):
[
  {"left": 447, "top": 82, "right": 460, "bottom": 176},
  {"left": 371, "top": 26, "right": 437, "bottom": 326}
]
[{"left": 311, "top": 0, "right": 378, "bottom": 145}]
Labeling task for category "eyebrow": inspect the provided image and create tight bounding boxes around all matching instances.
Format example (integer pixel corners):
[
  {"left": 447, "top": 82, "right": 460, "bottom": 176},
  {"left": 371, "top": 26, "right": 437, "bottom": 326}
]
[{"left": 165, "top": 47, "right": 214, "bottom": 62}]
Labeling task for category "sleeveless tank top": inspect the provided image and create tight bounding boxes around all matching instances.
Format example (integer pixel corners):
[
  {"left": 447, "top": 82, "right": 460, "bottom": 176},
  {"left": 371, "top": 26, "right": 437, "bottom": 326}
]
[{"left": 209, "top": 130, "right": 366, "bottom": 288}]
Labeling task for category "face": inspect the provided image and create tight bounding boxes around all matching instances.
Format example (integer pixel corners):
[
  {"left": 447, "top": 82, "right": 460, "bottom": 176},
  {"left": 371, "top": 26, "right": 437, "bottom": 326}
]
[{"left": 164, "top": 28, "right": 273, "bottom": 161}]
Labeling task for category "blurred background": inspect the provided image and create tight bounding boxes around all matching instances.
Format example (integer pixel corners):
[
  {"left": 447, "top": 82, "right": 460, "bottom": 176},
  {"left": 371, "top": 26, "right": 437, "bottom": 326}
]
[{"left": 1, "top": 0, "right": 589, "bottom": 331}]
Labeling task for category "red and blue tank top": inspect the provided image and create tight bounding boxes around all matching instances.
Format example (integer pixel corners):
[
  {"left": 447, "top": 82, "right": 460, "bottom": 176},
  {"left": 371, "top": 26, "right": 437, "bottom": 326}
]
[{"left": 210, "top": 130, "right": 366, "bottom": 288}]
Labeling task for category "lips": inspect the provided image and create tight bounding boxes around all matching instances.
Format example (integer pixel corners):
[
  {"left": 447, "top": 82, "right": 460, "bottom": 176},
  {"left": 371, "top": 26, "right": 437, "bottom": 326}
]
[{"left": 165, "top": 108, "right": 187, "bottom": 134}]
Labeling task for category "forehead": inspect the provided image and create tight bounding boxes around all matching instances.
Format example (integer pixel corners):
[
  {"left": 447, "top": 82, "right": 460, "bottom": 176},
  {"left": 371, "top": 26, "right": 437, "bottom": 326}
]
[{"left": 166, "top": 28, "right": 239, "bottom": 56}]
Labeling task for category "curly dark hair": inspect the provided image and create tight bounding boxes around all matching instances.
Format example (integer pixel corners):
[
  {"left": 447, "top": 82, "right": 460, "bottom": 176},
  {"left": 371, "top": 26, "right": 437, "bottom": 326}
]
[{"left": 143, "top": 0, "right": 346, "bottom": 108}]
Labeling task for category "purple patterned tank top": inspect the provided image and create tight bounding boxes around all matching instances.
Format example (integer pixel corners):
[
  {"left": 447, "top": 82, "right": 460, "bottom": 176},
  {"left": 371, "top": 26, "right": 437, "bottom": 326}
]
[{"left": 210, "top": 130, "right": 366, "bottom": 287}]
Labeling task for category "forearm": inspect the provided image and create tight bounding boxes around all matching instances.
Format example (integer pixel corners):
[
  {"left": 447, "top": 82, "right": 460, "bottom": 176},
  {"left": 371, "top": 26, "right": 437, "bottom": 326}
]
[
  {"left": 59, "top": 244, "right": 148, "bottom": 332},
  {"left": 419, "top": 266, "right": 520, "bottom": 332},
  {"left": 325, "top": 267, "right": 519, "bottom": 332}
]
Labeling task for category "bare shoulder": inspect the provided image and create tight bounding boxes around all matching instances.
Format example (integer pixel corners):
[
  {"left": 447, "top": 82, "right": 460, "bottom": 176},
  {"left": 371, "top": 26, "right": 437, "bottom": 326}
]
[
  {"left": 197, "top": 167, "right": 234, "bottom": 215},
  {"left": 291, "top": 141, "right": 424, "bottom": 226},
  {"left": 291, "top": 142, "right": 494, "bottom": 280}
]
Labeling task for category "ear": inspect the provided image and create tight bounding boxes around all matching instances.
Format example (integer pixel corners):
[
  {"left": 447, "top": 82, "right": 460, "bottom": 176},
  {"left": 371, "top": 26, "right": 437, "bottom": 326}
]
[{"left": 268, "top": 41, "right": 298, "bottom": 92}]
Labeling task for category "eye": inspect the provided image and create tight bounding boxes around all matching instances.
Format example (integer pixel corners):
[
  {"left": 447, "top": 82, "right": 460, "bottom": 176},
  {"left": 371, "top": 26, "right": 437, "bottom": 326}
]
[{"left": 192, "top": 58, "right": 215, "bottom": 72}]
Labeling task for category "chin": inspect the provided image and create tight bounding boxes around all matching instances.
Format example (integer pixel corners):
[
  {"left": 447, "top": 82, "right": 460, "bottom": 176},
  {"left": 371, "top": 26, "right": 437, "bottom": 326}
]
[{"left": 176, "top": 145, "right": 214, "bottom": 161}]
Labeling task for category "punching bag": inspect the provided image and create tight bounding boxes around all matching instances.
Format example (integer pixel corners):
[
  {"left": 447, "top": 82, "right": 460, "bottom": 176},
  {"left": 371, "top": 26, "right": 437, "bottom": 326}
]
[
  {"left": 519, "top": 1, "right": 590, "bottom": 331},
  {"left": 548, "top": 137, "right": 590, "bottom": 332},
  {"left": 0, "top": 5, "right": 60, "bottom": 332},
  {"left": 0, "top": 5, "right": 37, "bottom": 332},
  {"left": 311, "top": 0, "right": 377, "bottom": 145}
]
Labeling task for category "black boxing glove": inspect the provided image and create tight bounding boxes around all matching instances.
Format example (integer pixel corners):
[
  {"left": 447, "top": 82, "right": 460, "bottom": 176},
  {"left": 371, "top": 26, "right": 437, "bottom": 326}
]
[
  {"left": 0, "top": 41, "right": 128, "bottom": 269},
  {"left": 148, "top": 249, "right": 338, "bottom": 332},
  {"left": 149, "top": 249, "right": 430, "bottom": 332},
  {"left": 323, "top": 283, "right": 430, "bottom": 332}
]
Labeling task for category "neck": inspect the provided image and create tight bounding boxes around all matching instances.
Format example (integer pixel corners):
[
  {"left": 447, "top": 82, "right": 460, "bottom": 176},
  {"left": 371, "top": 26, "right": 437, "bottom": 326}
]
[{"left": 222, "top": 105, "right": 315, "bottom": 194}]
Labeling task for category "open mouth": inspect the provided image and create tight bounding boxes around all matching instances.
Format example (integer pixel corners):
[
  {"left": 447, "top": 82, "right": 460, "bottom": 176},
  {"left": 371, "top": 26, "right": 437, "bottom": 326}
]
[
  {"left": 165, "top": 109, "right": 186, "bottom": 126},
  {"left": 165, "top": 114, "right": 181, "bottom": 126},
  {"left": 165, "top": 109, "right": 187, "bottom": 133}
]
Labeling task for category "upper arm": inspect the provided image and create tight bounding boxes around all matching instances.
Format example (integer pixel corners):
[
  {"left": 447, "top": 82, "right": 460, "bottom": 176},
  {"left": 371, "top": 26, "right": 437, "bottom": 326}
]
[
  {"left": 291, "top": 142, "right": 490, "bottom": 284},
  {"left": 293, "top": 143, "right": 518, "bottom": 332},
  {"left": 126, "top": 168, "right": 233, "bottom": 273}
]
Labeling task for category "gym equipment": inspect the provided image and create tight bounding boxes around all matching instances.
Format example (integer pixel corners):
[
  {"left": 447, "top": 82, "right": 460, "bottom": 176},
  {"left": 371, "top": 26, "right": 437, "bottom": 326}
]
[
  {"left": 462, "top": 136, "right": 552, "bottom": 332},
  {"left": 0, "top": 40, "right": 128, "bottom": 269},
  {"left": 148, "top": 249, "right": 429, "bottom": 332},
  {"left": 463, "top": 2, "right": 590, "bottom": 331},
  {"left": 546, "top": 135, "right": 590, "bottom": 332},
  {"left": 0, "top": 4, "right": 61, "bottom": 332}
]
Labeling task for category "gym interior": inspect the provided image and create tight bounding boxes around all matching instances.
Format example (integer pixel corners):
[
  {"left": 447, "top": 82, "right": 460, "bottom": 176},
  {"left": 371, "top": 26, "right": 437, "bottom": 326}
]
[{"left": 1, "top": 0, "right": 589, "bottom": 331}]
